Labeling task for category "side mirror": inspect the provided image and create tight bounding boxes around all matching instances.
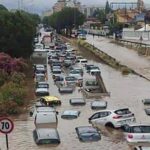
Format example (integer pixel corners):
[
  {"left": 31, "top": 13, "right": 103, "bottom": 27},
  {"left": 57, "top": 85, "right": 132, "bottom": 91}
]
[{"left": 56, "top": 111, "right": 59, "bottom": 115}]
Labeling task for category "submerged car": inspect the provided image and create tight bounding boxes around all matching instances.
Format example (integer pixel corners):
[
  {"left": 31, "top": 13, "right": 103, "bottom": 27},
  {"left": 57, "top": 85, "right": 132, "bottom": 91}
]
[
  {"left": 91, "top": 100, "right": 107, "bottom": 110},
  {"left": 33, "top": 128, "right": 60, "bottom": 145},
  {"left": 89, "top": 108, "right": 135, "bottom": 128},
  {"left": 70, "top": 98, "right": 86, "bottom": 106},
  {"left": 40, "top": 96, "right": 61, "bottom": 106},
  {"left": 142, "top": 99, "right": 150, "bottom": 105},
  {"left": 145, "top": 108, "right": 150, "bottom": 115},
  {"left": 35, "top": 82, "right": 49, "bottom": 96},
  {"left": 61, "top": 110, "right": 80, "bottom": 119},
  {"left": 34, "top": 112, "right": 58, "bottom": 128},
  {"left": 75, "top": 126, "right": 101, "bottom": 142},
  {"left": 58, "top": 86, "right": 74, "bottom": 94},
  {"left": 34, "top": 73, "right": 46, "bottom": 83},
  {"left": 123, "top": 123, "right": 150, "bottom": 143},
  {"left": 64, "top": 76, "right": 78, "bottom": 86}
]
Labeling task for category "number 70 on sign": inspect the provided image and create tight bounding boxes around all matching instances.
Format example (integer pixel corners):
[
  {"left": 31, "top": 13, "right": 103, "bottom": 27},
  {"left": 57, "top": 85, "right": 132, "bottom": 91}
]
[{"left": 0, "top": 118, "right": 14, "bottom": 134}]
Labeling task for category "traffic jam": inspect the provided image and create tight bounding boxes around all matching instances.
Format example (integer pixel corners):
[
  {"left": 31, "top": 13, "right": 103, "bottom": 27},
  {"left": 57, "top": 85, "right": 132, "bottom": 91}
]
[{"left": 29, "top": 26, "right": 150, "bottom": 150}]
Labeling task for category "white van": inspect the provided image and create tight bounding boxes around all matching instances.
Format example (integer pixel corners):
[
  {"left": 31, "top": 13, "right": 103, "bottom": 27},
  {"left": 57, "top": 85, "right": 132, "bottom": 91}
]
[{"left": 34, "top": 112, "right": 58, "bottom": 128}]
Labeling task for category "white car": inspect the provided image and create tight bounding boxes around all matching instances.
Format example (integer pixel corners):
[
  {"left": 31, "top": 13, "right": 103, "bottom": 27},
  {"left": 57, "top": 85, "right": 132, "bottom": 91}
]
[
  {"left": 35, "top": 82, "right": 49, "bottom": 96},
  {"left": 76, "top": 58, "right": 88, "bottom": 65},
  {"left": 69, "top": 70, "right": 83, "bottom": 81},
  {"left": 89, "top": 69, "right": 101, "bottom": 75},
  {"left": 64, "top": 76, "right": 78, "bottom": 86},
  {"left": 123, "top": 124, "right": 150, "bottom": 143},
  {"left": 89, "top": 108, "right": 135, "bottom": 128}
]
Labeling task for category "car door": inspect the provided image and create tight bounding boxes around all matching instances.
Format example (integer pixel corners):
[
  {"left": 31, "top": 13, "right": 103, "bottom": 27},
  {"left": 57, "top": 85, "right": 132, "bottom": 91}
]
[
  {"left": 89, "top": 112, "right": 100, "bottom": 125},
  {"left": 95, "top": 111, "right": 110, "bottom": 125},
  {"left": 140, "top": 126, "right": 150, "bottom": 142}
]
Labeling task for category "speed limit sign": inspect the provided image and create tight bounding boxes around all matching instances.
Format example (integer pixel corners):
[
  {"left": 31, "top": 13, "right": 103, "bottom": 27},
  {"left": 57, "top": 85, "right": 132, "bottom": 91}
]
[{"left": 0, "top": 118, "right": 14, "bottom": 134}]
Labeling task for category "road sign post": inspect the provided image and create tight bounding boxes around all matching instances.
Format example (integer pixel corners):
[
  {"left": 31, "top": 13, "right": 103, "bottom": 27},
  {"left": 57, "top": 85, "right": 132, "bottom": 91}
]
[{"left": 0, "top": 118, "right": 14, "bottom": 150}]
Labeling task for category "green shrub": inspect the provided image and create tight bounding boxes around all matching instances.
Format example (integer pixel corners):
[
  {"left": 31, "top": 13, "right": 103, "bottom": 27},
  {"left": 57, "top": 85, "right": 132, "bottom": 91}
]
[
  {"left": 0, "top": 82, "right": 26, "bottom": 106},
  {"left": 0, "top": 100, "right": 20, "bottom": 115},
  {"left": 10, "top": 72, "right": 26, "bottom": 86}
]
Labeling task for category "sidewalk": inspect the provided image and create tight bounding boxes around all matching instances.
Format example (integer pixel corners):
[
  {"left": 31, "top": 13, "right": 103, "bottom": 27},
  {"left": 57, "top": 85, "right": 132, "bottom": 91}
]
[{"left": 86, "top": 34, "right": 150, "bottom": 80}]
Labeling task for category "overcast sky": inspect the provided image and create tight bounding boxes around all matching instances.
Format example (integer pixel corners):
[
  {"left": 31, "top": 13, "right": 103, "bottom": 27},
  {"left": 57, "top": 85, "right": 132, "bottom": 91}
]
[{"left": 0, "top": 0, "right": 149, "bottom": 14}]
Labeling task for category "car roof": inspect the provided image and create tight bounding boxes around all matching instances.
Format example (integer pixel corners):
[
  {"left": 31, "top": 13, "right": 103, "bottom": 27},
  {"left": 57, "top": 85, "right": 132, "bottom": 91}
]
[
  {"left": 35, "top": 73, "right": 45, "bottom": 76},
  {"left": 125, "top": 123, "right": 150, "bottom": 127},
  {"left": 62, "top": 110, "right": 80, "bottom": 116},
  {"left": 70, "top": 98, "right": 85, "bottom": 103},
  {"left": 76, "top": 126, "right": 98, "bottom": 133},
  {"left": 36, "top": 128, "right": 59, "bottom": 140},
  {"left": 41, "top": 96, "right": 60, "bottom": 102},
  {"left": 91, "top": 101, "right": 107, "bottom": 106},
  {"left": 37, "top": 82, "right": 48, "bottom": 85},
  {"left": 36, "top": 107, "right": 55, "bottom": 112}
]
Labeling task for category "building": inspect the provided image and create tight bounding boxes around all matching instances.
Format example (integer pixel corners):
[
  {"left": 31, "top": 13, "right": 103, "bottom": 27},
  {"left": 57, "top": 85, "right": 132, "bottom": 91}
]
[
  {"left": 137, "top": 0, "right": 144, "bottom": 12},
  {"left": 53, "top": 0, "right": 81, "bottom": 13},
  {"left": 42, "top": 9, "right": 53, "bottom": 17},
  {"left": 53, "top": 0, "right": 66, "bottom": 13},
  {"left": 81, "top": 5, "right": 104, "bottom": 18}
]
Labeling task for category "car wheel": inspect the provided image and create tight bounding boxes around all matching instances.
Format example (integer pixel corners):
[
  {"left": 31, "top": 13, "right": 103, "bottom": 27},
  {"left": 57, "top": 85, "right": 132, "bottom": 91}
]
[{"left": 105, "top": 122, "right": 115, "bottom": 128}]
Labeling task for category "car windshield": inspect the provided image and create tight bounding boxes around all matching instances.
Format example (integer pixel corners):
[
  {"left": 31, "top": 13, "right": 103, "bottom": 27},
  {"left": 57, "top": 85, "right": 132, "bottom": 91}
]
[
  {"left": 132, "top": 126, "right": 150, "bottom": 133},
  {"left": 115, "top": 109, "right": 131, "bottom": 115},
  {"left": 70, "top": 70, "right": 80, "bottom": 74},
  {"left": 85, "top": 81, "right": 98, "bottom": 86},
  {"left": 55, "top": 76, "right": 64, "bottom": 81},
  {"left": 53, "top": 71, "right": 61, "bottom": 74},
  {"left": 65, "top": 77, "right": 76, "bottom": 81},
  {"left": 91, "top": 66, "right": 99, "bottom": 70},
  {"left": 36, "top": 76, "right": 45, "bottom": 81},
  {"left": 80, "top": 133, "right": 100, "bottom": 141},
  {"left": 39, "top": 139, "right": 59, "bottom": 144}
]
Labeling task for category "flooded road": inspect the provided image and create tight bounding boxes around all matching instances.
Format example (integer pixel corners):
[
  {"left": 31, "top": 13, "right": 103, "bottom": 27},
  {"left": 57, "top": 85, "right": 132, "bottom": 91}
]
[
  {"left": 1, "top": 44, "right": 150, "bottom": 150},
  {"left": 86, "top": 34, "right": 150, "bottom": 80}
]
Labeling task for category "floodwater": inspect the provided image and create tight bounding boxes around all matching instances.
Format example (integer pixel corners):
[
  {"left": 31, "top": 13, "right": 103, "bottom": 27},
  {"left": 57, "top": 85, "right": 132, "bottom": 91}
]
[
  {"left": 1, "top": 42, "right": 150, "bottom": 150},
  {"left": 86, "top": 34, "right": 150, "bottom": 80}
]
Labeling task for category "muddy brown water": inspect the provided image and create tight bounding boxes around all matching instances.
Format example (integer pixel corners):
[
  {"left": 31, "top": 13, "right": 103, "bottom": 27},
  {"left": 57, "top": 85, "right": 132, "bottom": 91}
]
[{"left": 1, "top": 47, "right": 150, "bottom": 150}]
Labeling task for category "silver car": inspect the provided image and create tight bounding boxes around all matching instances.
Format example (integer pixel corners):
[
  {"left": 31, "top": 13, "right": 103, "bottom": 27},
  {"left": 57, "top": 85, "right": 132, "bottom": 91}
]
[
  {"left": 33, "top": 128, "right": 60, "bottom": 145},
  {"left": 35, "top": 82, "right": 49, "bottom": 96}
]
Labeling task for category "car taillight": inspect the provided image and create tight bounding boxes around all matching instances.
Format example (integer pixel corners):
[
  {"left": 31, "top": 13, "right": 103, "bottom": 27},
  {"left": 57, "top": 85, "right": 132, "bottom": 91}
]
[
  {"left": 113, "top": 115, "right": 122, "bottom": 119},
  {"left": 128, "top": 134, "right": 133, "bottom": 139}
]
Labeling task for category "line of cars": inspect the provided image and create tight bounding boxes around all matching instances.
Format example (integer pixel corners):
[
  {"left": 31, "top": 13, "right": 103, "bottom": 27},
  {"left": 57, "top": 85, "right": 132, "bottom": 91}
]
[
  {"left": 32, "top": 28, "right": 104, "bottom": 144},
  {"left": 33, "top": 27, "right": 150, "bottom": 149},
  {"left": 47, "top": 38, "right": 150, "bottom": 148}
]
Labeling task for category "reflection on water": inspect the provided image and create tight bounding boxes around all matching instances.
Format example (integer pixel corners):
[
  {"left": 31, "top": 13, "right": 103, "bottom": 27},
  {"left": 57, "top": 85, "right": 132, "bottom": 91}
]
[{"left": 1, "top": 47, "right": 150, "bottom": 150}]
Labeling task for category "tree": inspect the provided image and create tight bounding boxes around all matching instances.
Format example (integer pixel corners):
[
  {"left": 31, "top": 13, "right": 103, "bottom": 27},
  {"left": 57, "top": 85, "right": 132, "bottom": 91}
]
[
  {"left": 0, "top": 9, "right": 40, "bottom": 58},
  {"left": 105, "top": 1, "right": 111, "bottom": 15},
  {"left": 43, "top": 7, "right": 85, "bottom": 36},
  {"left": 0, "top": 4, "right": 8, "bottom": 11}
]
